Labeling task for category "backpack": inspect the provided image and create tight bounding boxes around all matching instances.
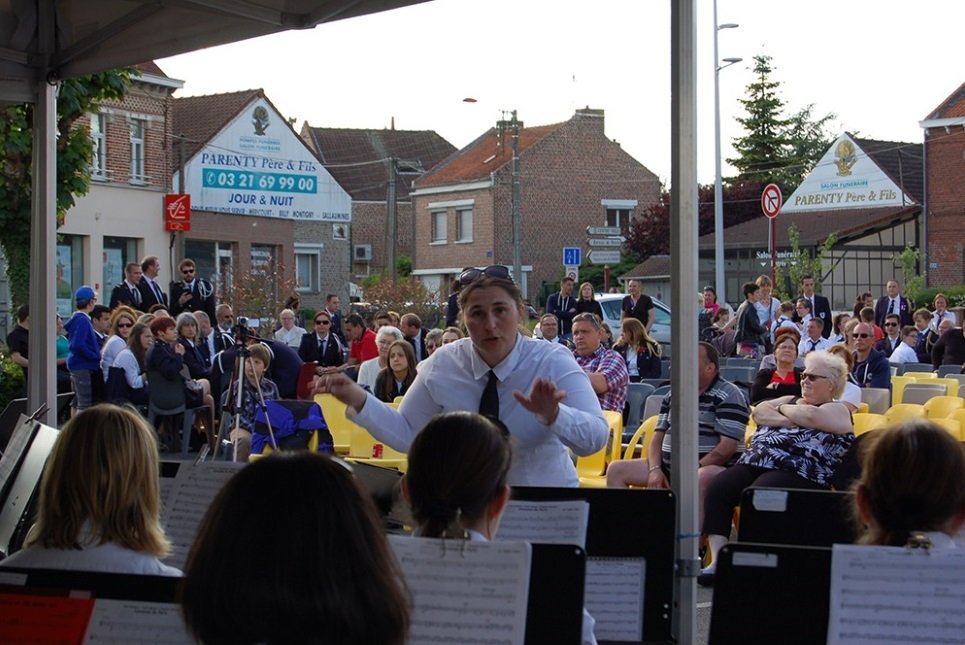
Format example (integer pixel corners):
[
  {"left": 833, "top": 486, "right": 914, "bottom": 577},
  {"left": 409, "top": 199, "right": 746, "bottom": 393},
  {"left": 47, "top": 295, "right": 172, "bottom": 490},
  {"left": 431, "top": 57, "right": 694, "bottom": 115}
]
[{"left": 252, "top": 400, "right": 334, "bottom": 455}]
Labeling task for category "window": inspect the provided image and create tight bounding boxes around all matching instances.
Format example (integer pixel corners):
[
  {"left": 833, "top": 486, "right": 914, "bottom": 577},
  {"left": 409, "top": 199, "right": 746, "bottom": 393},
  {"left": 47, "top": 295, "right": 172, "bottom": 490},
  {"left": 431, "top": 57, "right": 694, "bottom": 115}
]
[
  {"left": 90, "top": 113, "right": 107, "bottom": 179},
  {"left": 431, "top": 211, "right": 447, "bottom": 243},
  {"left": 456, "top": 209, "right": 473, "bottom": 243},
  {"left": 129, "top": 118, "right": 146, "bottom": 183},
  {"left": 102, "top": 236, "right": 138, "bottom": 292},
  {"left": 606, "top": 208, "right": 632, "bottom": 232},
  {"left": 294, "top": 244, "right": 322, "bottom": 293}
]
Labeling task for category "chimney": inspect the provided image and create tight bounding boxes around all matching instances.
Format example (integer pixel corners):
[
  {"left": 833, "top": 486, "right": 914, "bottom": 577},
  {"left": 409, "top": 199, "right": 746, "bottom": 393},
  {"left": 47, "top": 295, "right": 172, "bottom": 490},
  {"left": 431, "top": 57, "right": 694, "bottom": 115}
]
[{"left": 573, "top": 107, "right": 605, "bottom": 133}]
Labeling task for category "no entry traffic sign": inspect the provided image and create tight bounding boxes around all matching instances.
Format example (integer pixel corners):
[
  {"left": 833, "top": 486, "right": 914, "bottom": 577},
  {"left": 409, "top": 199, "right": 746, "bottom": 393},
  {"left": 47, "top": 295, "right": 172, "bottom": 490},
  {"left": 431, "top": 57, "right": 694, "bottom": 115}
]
[{"left": 761, "top": 184, "right": 782, "bottom": 219}]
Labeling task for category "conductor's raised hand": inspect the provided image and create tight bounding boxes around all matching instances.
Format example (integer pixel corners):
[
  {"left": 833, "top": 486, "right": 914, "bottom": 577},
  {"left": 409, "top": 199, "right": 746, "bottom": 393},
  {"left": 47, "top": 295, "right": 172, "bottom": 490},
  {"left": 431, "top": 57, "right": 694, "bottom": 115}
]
[
  {"left": 311, "top": 371, "right": 367, "bottom": 411},
  {"left": 513, "top": 377, "right": 565, "bottom": 426}
]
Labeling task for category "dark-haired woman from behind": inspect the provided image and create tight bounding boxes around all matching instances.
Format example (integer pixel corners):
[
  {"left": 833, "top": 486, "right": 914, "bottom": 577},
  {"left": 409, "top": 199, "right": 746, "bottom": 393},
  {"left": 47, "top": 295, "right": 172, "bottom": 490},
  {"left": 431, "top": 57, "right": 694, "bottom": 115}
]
[
  {"left": 403, "top": 411, "right": 598, "bottom": 645},
  {"left": 181, "top": 452, "right": 409, "bottom": 645},
  {"left": 854, "top": 420, "right": 965, "bottom": 548}
]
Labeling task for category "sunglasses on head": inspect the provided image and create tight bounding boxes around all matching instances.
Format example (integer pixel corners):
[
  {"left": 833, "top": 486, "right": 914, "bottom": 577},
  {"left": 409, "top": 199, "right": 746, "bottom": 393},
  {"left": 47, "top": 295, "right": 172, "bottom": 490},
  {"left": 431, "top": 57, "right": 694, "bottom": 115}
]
[{"left": 459, "top": 265, "right": 512, "bottom": 285}]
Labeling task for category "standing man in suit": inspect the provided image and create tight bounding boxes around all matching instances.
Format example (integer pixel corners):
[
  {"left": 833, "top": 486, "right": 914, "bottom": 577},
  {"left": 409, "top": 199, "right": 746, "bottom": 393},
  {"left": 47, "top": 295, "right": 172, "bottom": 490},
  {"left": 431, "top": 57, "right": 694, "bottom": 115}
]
[
  {"left": 324, "top": 293, "right": 344, "bottom": 341},
  {"left": 170, "top": 258, "right": 217, "bottom": 323},
  {"left": 796, "top": 275, "right": 832, "bottom": 338},
  {"left": 298, "top": 310, "right": 343, "bottom": 368},
  {"left": 137, "top": 255, "right": 169, "bottom": 310},
  {"left": 109, "top": 262, "right": 144, "bottom": 310},
  {"left": 874, "top": 280, "right": 913, "bottom": 329},
  {"left": 546, "top": 276, "right": 579, "bottom": 339}
]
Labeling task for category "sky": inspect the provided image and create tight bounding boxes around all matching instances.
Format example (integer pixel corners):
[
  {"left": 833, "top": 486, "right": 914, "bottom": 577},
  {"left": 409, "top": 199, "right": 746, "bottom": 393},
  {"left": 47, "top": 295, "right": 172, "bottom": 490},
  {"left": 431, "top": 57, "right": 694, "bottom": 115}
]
[{"left": 158, "top": 0, "right": 964, "bottom": 186}]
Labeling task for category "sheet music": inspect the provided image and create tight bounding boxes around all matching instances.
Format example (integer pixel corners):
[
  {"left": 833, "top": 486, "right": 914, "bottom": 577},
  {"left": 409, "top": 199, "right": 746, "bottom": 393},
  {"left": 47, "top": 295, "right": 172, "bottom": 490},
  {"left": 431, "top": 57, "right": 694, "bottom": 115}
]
[
  {"left": 495, "top": 500, "right": 590, "bottom": 549},
  {"left": 160, "top": 462, "right": 243, "bottom": 571},
  {"left": 0, "top": 423, "right": 59, "bottom": 555},
  {"left": 583, "top": 557, "right": 645, "bottom": 642},
  {"left": 828, "top": 543, "right": 965, "bottom": 645},
  {"left": 84, "top": 599, "right": 192, "bottom": 644},
  {"left": 0, "top": 415, "right": 37, "bottom": 488},
  {"left": 389, "top": 536, "right": 531, "bottom": 645}
]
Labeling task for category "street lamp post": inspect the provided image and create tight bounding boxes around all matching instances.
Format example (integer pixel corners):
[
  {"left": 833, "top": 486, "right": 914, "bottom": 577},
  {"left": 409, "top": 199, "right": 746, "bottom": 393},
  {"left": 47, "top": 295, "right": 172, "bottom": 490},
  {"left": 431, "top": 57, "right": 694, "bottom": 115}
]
[{"left": 713, "top": 0, "right": 740, "bottom": 306}]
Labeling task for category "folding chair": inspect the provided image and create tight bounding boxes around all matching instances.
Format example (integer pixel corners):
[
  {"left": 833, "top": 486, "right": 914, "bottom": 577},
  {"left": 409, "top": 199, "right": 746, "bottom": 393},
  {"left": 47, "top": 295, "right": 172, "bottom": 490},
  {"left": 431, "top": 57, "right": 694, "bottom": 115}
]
[
  {"left": 852, "top": 412, "right": 887, "bottom": 436},
  {"left": 884, "top": 403, "right": 926, "bottom": 425},
  {"left": 625, "top": 382, "right": 655, "bottom": 439},
  {"left": 901, "top": 383, "right": 947, "bottom": 405},
  {"left": 922, "top": 395, "right": 964, "bottom": 419},
  {"left": 937, "top": 365, "right": 964, "bottom": 378},
  {"left": 860, "top": 387, "right": 891, "bottom": 414},
  {"left": 147, "top": 369, "right": 210, "bottom": 456}
]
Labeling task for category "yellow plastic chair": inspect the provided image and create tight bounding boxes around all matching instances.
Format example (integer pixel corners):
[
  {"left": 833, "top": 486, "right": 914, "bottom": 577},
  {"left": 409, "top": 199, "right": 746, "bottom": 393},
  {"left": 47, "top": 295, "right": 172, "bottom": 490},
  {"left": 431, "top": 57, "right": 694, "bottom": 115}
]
[
  {"left": 908, "top": 371, "right": 938, "bottom": 380},
  {"left": 922, "top": 395, "right": 964, "bottom": 420},
  {"left": 852, "top": 413, "right": 887, "bottom": 436},
  {"left": 578, "top": 414, "right": 622, "bottom": 487},
  {"left": 250, "top": 431, "right": 321, "bottom": 461},
  {"left": 603, "top": 410, "right": 625, "bottom": 464},
  {"left": 937, "top": 377, "right": 962, "bottom": 397},
  {"left": 315, "top": 393, "right": 355, "bottom": 455},
  {"left": 857, "top": 402, "right": 870, "bottom": 414},
  {"left": 884, "top": 403, "right": 926, "bottom": 425},
  {"left": 622, "top": 416, "right": 660, "bottom": 462},
  {"left": 931, "top": 417, "right": 963, "bottom": 441},
  {"left": 890, "top": 375, "right": 915, "bottom": 407},
  {"left": 950, "top": 409, "right": 965, "bottom": 440}
]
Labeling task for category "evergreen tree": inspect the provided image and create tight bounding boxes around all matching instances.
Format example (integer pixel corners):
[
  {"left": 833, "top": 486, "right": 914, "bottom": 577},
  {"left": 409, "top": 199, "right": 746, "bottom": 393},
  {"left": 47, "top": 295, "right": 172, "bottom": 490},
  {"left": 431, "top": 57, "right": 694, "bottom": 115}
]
[
  {"left": 0, "top": 70, "right": 131, "bottom": 305},
  {"left": 727, "top": 54, "right": 790, "bottom": 188},
  {"left": 781, "top": 103, "right": 837, "bottom": 188}
]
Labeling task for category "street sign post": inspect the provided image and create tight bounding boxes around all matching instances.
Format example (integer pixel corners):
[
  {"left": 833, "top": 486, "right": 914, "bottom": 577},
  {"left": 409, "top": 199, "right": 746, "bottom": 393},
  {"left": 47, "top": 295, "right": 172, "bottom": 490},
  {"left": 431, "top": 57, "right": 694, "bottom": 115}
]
[
  {"left": 564, "top": 265, "right": 579, "bottom": 282},
  {"left": 587, "top": 237, "right": 622, "bottom": 248},
  {"left": 588, "top": 250, "right": 621, "bottom": 265},
  {"left": 563, "top": 246, "right": 582, "bottom": 267},
  {"left": 586, "top": 225, "right": 622, "bottom": 237},
  {"left": 761, "top": 184, "right": 782, "bottom": 287},
  {"left": 165, "top": 194, "right": 191, "bottom": 232}
]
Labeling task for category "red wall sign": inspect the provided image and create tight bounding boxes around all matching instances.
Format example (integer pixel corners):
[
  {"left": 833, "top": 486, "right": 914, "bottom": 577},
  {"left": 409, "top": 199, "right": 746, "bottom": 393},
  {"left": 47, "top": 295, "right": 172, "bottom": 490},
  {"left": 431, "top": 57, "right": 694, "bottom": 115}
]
[{"left": 165, "top": 194, "right": 191, "bottom": 231}]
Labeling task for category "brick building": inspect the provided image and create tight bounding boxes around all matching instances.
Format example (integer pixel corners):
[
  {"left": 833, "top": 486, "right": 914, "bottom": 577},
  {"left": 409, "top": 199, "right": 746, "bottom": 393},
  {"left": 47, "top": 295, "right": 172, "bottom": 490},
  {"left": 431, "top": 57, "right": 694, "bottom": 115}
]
[
  {"left": 171, "top": 89, "right": 352, "bottom": 319},
  {"left": 409, "top": 108, "right": 661, "bottom": 302},
  {"left": 920, "top": 82, "right": 965, "bottom": 288},
  {"left": 57, "top": 62, "right": 182, "bottom": 315},
  {"left": 299, "top": 126, "right": 455, "bottom": 280}
]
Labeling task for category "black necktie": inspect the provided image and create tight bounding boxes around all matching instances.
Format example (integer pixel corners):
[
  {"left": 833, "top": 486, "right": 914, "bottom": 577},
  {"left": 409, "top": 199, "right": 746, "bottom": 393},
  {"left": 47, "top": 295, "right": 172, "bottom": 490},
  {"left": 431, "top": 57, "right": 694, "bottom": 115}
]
[
  {"left": 151, "top": 280, "right": 163, "bottom": 304},
  {"left": 131, "top": 285, "right": 140, "bottom": 306},
  {"left": 479, "top": 370, "right": 499, "bottom": 420},
  {"left": 810, "top": 340, "right": 817, "bottom": 350},
  {"left": 888, "top": 299, "right": 895, "bottom": 314}
]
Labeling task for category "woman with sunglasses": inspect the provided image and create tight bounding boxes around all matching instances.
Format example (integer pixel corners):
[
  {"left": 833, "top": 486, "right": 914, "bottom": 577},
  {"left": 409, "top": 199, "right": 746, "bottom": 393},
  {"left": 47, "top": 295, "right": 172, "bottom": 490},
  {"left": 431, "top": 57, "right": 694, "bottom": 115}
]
[
  {"left": 315, "top": 266, "right": 608, "bottom": 487},
  {"left": 100, "top": 306, "right": 137, "bottom": 381},
  {"left": 700, "top": 351, "right": 854, "bottom": 583}
]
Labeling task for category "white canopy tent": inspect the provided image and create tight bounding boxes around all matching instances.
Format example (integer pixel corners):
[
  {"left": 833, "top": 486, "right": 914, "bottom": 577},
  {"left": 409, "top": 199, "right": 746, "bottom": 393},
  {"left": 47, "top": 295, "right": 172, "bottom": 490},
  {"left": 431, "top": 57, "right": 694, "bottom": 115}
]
[{"left": 1, "top": 0, "right": 702, "bottom": 640}]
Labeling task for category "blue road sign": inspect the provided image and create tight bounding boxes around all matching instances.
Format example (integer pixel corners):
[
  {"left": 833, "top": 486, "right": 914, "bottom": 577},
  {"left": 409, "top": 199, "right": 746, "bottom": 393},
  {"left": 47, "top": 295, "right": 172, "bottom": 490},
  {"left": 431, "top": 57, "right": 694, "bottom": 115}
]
[{"left": 563, "top": 247, "right": 582, "bottom": 266}]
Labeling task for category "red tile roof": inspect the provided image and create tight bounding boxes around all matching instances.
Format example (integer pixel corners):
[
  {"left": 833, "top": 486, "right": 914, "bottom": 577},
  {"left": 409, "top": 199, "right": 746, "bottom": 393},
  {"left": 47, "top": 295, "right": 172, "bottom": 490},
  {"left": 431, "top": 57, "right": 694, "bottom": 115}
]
[
  {"left": 416, "top": 122, "right": 564, "bottom": 187},
  {"left": 301, "top": 127, "right": 456, "bottom": 200},
  {"left": 924, "top": 82, "right": 965, "bottom": 120},
  {"left": 171, "top": 89, "right": 265, "bottom": 159},
  {"left": 133, "top": 61, "right": 167, "bottom": 77}
]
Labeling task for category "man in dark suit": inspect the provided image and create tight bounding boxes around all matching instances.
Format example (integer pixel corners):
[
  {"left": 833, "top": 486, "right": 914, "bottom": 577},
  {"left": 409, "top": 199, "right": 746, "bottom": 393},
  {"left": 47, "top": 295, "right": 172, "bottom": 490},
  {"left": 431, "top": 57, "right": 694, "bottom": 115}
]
[
  {"left": 297, "top": 311, "right": 343, "bottom": 368},
  {"left": 874, "top": 313, "right": 902, "bottom": 358},
  {"left": 874, "top": 279, "right": 913, "bottom": 329},
  {"left": 795, "top": 275, "right": 833, "bottom": 338},
  {"left": 400, "top": 312, "right": 430, "bottom": 362},
  {"left": 109, "top": 262, "right": 144, "bottom": 310},
  {"left": 324, "top": 293, "right": 344, "bottom": 341},
  {"left": 137, "top": 255, "right": 169, "bottom": 310},
  {"left": 546, "top": 276, "right": 579, "bottom": 338},
  {"left": 169, "top": 258, "right": 217, "bottom": 322}
]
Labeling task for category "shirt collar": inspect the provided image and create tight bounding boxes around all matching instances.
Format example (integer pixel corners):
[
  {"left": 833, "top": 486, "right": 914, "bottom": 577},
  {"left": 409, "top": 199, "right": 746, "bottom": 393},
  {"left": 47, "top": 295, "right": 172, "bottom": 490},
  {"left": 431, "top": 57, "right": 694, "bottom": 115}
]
[{"left": 470, "top": 333, "right": 523, "bottom": 382}]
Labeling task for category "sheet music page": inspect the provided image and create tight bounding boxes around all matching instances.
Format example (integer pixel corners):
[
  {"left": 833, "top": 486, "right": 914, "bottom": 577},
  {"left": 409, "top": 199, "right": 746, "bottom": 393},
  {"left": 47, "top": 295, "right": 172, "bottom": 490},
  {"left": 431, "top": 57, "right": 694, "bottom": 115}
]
[
  {"left": 389, "top": 536, "right": 531, "bottom": 645},
  {"left": 584, "top": 557, "right": 645, "bottom": 642},
  {"left": 0, "top": 591, "right": 94, "bottom": 644},
  {"left": 83, "top": 599, "right": 192, "bottom": 644},
  {"left": 828, "top": 543, "right": 965, "bottom": 645},
  {"left": 160, "top": 462, "right": 243, "bottom": 571},
  {"left": 0, "top": 416, "right": 36, "bottom": 488},
  {"left": 495, "top": 500, "right": 590, "bottom": 549}
]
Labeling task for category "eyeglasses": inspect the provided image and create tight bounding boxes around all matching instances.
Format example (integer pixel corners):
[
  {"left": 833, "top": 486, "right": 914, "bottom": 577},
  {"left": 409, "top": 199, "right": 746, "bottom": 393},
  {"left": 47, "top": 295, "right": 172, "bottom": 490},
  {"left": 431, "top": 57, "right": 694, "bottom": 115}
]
[
  {"left": 800, "top": 372, "right": 830, "bottom": 382},
  {"left": 315, "top": 319, "right": 331, "bottom": 326},
  {"left": 181, "top": 268, "right": 195, "bottom": 275},
  {"left": 117, "top": 323, "right": 133, "bottom": 328},
  {"left": 884, "top": 322, "right": 898, "bottom": 327},
  {"left": 459, "top": 265, "right": 512, "bottom": 285},
  {"left": 852, "top": 333, "right": 871, "bottom": 339}
]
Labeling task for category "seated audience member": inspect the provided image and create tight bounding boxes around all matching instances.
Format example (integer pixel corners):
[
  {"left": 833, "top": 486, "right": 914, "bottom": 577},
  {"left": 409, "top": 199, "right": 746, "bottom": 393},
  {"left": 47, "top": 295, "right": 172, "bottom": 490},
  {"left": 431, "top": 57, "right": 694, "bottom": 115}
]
[
  {"left": 107, "top": 322, "right": 153, "bottom": 406},
  {"left": 400, "top": 313, "right": 431, "bottom": 363},
  {"left": 858, "top": 306, "right": 884, "bottom": 342},
  {"left": 0, "top": 405, "right": 180, "bottom": 575},
  {"left": 273, "top": 307, "right": 306, "bottom": 349},
  {"left": 829, "top": 313, "right": 851, "bottom": 345},
  {"left": 340, "top": 313, "right": 378, "bottom": 370},
  {"left": 930, "top": 293, "right": 957, "bottom": 332},
  {"left": 373, "top": 310, "right": 393, "bottom": 331},
  {"left": 357, "top": 326, "right": 404, "bottom": 391},
  {"left": 403, "top": 411, "right": 598, "bottom": 645},
  {"left": 853, "top": 419, "right": 965, "bottom": 548},
  {"left": 374, "top": 340, "right": 417, "bottom": 403},
  {"left": 700, "top": 351, "right": 854, "bottom": 583},
  {"left": 931, "top": 322, "right": 965, "bottom": 371},
  {"left": 613, "top": 317, "right": 662, "bottom": 382},
  {"left": 226, "top": 343, "right": 279, "bottom": 462},
  {"left": 874, "top": 313, "right": 902, "bottom": 358},
  {"left": 607, "top": 342, "right": 749, "bottom": 525},
  {"left": 424, "top": 328, "right": 444, "bottom": 358},
  {"left": 798, "top": 317, "right": 831, "bottom": 356},
  {"left": 758, "top": 328, "right": 804, "bottom": 371},
  {"left": 176, "top": 312, "right": 210, "bottom": 380},
  {"left": 912, "top": 308, "right": 933, "bottom": 363},
  {"left": 146, "top": 317, "right": 214, "bottom": 429},
  {"left": 299, "top": 310, "right": 344, "bottom": 369},
  {"left": 827, "top": 344, "right": 862, "bottom": 412},
  {"left": 770, "top": 301, "right": 798, "bottom": 341},
  {"left": 888, "top": 325, "right": 922, "bottom": 365},
  {"left": 600, "top": 322, "right": 615, "bottom": 349},
  {"left": 441, "top": 326, "right": 464, "bottom": 344},
  {"left": 572, "top": 312, "right": 629, "bottom": 413},
  {"left": 181, "top": 453, "right": 409, "bottom": 645},
  {"left": 850, "top": 322, "right": 891, "bottom": 389},
  {"left": 751, "top": 332, "right": 802, "bottom": 404},
  {"left": 842, "top": 317, "right": 860, "bottom": 352},
  {"left": 100, "top": 306, "right": 137, "bottom": 380},
  {"left": 539, "top": 313, "right": 573, "bottom": 349}
]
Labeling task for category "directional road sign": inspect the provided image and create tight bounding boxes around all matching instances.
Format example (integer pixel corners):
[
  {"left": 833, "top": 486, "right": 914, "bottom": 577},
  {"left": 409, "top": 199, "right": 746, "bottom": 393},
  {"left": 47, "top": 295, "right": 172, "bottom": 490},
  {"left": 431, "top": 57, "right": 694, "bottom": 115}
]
[
  {"left": 761, "top": 184, "right": 783, "bottom": 219},
  {"left": 586, "top": 226, "right": 622, "bottom": 237},
  {"left": 588, "top": 250, "right": 621, "bottom": 265},
  {"left": 587, "top": 237, "right": 622, "bottom": 248},
  {"left": 563, "top": 247, "right": 582, "bottom": 266}
]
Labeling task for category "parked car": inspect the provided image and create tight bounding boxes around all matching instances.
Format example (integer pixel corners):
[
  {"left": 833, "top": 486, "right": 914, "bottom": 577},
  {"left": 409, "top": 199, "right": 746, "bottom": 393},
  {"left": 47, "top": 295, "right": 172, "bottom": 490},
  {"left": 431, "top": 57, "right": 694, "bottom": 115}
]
[{"left": 595, "top": 293, "right": 673, "bottom": 356}]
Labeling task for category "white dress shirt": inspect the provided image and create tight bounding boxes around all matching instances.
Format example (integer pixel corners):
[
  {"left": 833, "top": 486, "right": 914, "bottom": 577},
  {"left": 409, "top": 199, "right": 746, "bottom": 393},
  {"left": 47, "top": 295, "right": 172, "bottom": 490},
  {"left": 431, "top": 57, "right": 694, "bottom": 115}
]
[
  {"left": 114, "top": 348, "right": 146, "bottom": 389},
  {"left": 351, "top": 334, "right": 608, "bottom": 487},
  {"left": 798, "top": 335, "right": 831, "bottom": 355},
  {"left": 101, "top": 334, "right": 127, "bottom": 379},
  {"left": 888, "top": 342, "right": 919, "bottom": 365}
]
